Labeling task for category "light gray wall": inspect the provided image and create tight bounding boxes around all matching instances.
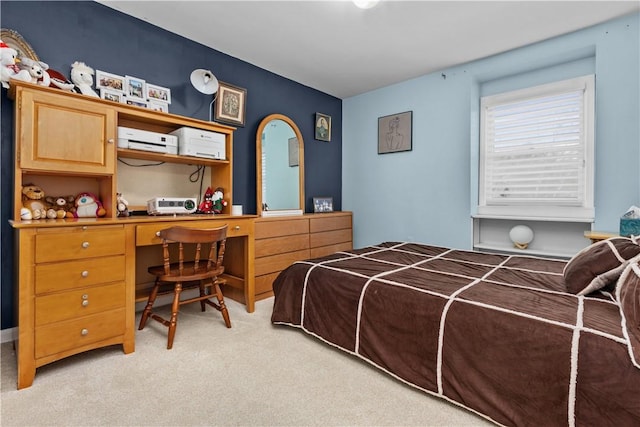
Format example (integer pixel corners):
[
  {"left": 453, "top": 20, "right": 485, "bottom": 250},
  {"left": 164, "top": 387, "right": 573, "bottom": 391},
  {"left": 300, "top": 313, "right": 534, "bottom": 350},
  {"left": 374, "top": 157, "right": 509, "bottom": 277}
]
[{"left": 343, "top": 13, "right": 640, "bottom": 250}]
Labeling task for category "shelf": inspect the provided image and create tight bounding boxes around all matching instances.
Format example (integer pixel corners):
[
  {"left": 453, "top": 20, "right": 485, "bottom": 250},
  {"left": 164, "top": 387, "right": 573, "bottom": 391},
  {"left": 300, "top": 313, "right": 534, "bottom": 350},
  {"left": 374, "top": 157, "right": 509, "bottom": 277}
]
[
  {"left": 473, "top": 243, "right": 574, "bottom": 259},
  {"left": 117, "top": 148, "right": 230, "bottom": 167},
  {"left": 472, "top": 214, "right": 593, "bottom": 223}
]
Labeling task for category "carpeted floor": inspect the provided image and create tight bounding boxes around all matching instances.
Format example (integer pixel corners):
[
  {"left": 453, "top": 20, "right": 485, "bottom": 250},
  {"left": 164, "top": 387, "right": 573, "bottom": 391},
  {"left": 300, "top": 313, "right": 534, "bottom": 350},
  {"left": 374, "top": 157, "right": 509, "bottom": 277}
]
[{"left": 1, "top": 298, "right": 492, "bottom": 426}]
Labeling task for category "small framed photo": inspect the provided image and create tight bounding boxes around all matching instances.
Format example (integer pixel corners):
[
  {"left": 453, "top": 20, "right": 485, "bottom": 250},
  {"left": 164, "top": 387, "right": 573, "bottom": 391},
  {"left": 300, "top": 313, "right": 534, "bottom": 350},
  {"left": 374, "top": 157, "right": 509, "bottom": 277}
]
[
  {"left": 125, "top": 75, "right": 146, "bottom": 101},
  {"left": 147, "top": 101, "right": 169, "bottom": 113},
  {"left": 146, "top": 83, "right": 171, "bottom": 104},
  {"left": 214, "top": 81, "right": 247, "bottom": 127},
  {"left": 126, "top": 99, "right": 147, "bottom": 109},
  {"left": 313, "top": 197, "right": 334, "bottom": 213},
  {"left": 315, "top": 113, "right": 331, "bottom": 142},
  {"left": 95, "top": 70, "right": 125, "bottom": 92},
  {"left": 100, "top": 88, "right": 125, "bottom": 103},
  {"left": 378, "top": 111, "right": 413, "bottom": 154}
]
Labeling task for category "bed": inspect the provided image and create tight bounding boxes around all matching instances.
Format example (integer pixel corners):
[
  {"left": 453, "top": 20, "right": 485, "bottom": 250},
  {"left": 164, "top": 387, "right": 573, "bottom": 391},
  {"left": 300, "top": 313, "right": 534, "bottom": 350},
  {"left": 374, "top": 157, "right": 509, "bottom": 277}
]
[{"left": 271, "top": 240, "right": 640, "bottom": 426}]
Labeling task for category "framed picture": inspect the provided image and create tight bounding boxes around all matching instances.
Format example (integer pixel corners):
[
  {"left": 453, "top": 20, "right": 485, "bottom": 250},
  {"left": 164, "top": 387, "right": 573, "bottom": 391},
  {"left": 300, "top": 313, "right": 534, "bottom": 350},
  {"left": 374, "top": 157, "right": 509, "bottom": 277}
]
[
  {"left": 0, "top": 28, "right": 39, "bottom": 62},
  {"left": 313, "top": 197, "right": 334, "bottom": 213},
  {"left": 125, "top": 75, "right": 146, "bottom": 101},
  {"left": 315, "top": 113, "right": 331, "bottom": 142},
  {"left": 126, "top": 99, "right": 147, "bottom": 109},
  {"left": 100, "top": 88, "right": 125, "bottom": 103},
  {"left": 288, "top": 137, "right": 299, "bottom": 167},
  {"left": 378, "top": 111, "right": 413, "bottom": 154},
  {"left": 146, "top": 83, "right": 171, "bottom": 104},
  {"left": 95, "top": 70, "right": 125, "bottom": 92},
  {"left": 214, "top": 81, "right": 247, "bottom": 126},
  {"left": 147, "top": 101, "right": 169, "bottom": 113}
]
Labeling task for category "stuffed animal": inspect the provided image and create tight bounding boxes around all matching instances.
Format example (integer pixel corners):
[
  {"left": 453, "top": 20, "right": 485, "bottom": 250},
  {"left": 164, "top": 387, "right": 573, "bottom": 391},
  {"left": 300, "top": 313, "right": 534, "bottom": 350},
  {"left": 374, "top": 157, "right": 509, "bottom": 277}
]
[
  {"left": 44, "top": 195, "right": 76, "bottom": 219},
  {"left": 0, "top": 40, "right": 31, "bottom": 89},
  {"left": 18, "top": 57, "right": 51, "bottom": 87},
  {"left": 47, "top": 68, "right": 75, "bottom": 91},
  {"left": 116, "top": 193, "right": 129, "bottom": 217},
  {"left": 212, "top": 187, "right": 228, "bottom": 214},
  {"left": 197, "top": 186, "right": 214, "bottom": 214},
  {"left": 70, "top": 61, "right": 98, "bottom": 97},
  {"left": 21, "top": 183, "right": 56, "bottom": 220},
  {"left": 74, "top": 192, "right": 106, "bottom": 217}
]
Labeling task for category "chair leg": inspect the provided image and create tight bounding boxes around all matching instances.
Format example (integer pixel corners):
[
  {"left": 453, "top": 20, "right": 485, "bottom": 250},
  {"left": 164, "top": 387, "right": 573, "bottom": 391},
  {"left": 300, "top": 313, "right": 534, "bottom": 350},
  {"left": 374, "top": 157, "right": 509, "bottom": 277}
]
[
  {"left": 199, "top": 280, "right": 206, "bottom": 312},
  {"left": 213, "top": 281, "right": 231, "bottom": 328},
  {"left": 138, "top": 278, "right": 160, "bottom": 330},
  {"left": 166, "top": 282, "right": 182, "bottom": 349}
]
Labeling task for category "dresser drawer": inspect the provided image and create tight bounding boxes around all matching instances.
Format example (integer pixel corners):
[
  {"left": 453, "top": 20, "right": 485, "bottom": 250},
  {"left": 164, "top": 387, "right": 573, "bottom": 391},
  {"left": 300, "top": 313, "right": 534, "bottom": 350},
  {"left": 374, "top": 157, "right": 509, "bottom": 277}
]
[
  {"left": 255, "top": 218, "right": 309, "bottom": 239},
  {"left": 255, "top": 249, "right": 310, "bottom": 276},
  {"left": 310, "top": 214, "right": 352, "bottom": 233},
  {"left": 136, "top": 219, "right": 252, "bottom": 246},
  {"left": 35, "top": 282, "right": 125, "bottom": 326},
  {"left": 35, "top": 255, "right": 125, "bottom": 294},
  {"left": 35, "top": 226, "right": 125, "bottom": 263},
  {"left": 310, "top": 229, "right": 352, "bottom": 248},
  {"left": 255, "top": 234, "right": 309, "bottom": 258},
  {"left": 35, "top": 308, "right": 126, "bottom": 359}
]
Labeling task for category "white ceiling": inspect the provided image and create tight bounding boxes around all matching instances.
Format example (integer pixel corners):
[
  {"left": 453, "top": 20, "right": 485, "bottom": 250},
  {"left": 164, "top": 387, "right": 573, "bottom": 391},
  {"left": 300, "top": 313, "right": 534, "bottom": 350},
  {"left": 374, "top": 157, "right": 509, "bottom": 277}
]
[{"left": 98, "top": 0, "right": 640, "bottom": 99}]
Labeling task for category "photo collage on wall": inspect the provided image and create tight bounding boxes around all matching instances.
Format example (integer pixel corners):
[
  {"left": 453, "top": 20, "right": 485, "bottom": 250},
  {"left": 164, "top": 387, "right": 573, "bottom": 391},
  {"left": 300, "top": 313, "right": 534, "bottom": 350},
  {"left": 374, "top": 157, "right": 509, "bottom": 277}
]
[{"left": 96, "top": 70, "right": 171, "bottom": 113}]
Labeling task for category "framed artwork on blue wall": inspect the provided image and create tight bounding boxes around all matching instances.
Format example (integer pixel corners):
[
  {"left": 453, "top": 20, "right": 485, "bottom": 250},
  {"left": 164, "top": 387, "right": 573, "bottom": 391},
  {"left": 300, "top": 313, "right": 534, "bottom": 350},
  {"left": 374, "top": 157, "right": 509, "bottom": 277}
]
[
  {"left": 378, "top": 111, "right": 412, "bottom": 154},
  {"left": 315, "top": 113, "right": 331, "bottom": 142},
  {"left": 214, "top": 81, "right": 247, "bottom": 126}
]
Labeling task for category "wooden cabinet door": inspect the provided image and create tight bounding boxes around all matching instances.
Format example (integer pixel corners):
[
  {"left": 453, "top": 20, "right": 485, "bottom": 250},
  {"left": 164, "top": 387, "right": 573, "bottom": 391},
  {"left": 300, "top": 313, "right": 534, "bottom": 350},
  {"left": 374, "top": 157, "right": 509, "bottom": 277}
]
[{"left": 18, "top": 89, "right": 116, "bottom": 174}]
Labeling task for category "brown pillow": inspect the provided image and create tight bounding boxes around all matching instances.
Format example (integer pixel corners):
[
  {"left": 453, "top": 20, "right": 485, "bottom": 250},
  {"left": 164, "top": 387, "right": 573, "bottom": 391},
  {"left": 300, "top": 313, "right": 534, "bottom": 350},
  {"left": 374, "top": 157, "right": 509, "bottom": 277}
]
[
  {"left": 616, "top": 261, "right": 640, "bottom": 368},
  {"left": 563, "top": 237, "right": 640, "bottom": 295}
]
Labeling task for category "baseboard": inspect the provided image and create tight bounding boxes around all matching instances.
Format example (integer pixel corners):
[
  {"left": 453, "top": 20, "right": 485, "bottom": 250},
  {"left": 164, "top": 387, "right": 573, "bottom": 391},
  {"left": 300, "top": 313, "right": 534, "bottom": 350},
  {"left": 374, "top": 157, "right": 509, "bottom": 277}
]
[{"left": 1, "top": 327, "right": 16, "bottom": 344}]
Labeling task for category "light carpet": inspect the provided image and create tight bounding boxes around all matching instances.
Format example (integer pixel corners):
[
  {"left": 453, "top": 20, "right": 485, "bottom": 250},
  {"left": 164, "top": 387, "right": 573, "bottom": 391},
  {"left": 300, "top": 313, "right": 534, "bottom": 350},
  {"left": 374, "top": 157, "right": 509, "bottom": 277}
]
[{"left": 1, "top": 298, "right": 491, "bottom": 426}]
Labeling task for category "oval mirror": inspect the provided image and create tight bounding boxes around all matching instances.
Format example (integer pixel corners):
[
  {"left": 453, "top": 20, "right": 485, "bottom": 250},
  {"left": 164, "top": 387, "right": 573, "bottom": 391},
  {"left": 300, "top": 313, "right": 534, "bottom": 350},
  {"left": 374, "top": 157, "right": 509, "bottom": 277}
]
[{"left": 256, "top": 114, "right": 305, "bottom": 216}]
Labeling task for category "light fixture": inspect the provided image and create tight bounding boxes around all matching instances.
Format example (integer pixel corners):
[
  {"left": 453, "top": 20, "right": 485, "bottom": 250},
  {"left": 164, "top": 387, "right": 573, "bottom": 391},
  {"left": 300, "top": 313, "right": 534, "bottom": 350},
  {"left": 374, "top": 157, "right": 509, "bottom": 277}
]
[
  {"left": 353, "top": 0, "right": 380, "bottom": 9},
  {"left": 190, "top": 68, "right": 219, "bottom": 121},
  {"left": 509, "top": 225, "right": 534, "bottom": 250}
]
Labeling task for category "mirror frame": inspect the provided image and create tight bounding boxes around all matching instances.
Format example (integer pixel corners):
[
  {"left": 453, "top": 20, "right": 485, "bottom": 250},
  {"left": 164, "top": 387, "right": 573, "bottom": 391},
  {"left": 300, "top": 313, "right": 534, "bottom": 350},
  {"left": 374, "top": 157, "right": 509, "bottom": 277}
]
[{"left": 256, "top": 114, "right": 305, "bottom": 216}]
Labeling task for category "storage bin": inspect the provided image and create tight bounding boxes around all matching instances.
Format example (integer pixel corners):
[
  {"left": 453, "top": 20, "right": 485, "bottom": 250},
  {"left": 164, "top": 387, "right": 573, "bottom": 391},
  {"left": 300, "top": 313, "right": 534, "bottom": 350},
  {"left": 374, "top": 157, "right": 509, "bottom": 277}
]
[{"left": 619, "top": 218, "right": 640, "bottom": 237}]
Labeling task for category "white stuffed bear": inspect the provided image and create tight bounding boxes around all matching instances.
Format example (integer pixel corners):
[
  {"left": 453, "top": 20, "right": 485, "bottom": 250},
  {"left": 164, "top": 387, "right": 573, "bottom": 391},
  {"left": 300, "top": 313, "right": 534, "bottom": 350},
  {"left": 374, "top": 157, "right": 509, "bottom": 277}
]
[
  {"left": 19, "top": 57, "right": 51, "bottom": 87},
  {"left": 70, "top": 61, "right": 98, "bottom": 97},
  {"left": 1, "top": 40, "right": 31, "bottom": 89}
]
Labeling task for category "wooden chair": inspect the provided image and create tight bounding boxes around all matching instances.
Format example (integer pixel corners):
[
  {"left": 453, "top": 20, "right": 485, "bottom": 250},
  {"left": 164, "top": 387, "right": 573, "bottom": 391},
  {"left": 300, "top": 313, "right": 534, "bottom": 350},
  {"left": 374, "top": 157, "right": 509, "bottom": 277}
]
[{"left": 138, "top": 225, "right": 231, "bottom": 349}]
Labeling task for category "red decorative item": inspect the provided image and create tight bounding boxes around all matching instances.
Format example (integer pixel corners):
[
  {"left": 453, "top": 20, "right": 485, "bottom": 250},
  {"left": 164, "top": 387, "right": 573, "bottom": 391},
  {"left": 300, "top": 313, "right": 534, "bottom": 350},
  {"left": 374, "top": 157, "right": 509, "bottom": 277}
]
[{"left": 197, "top": 187, "right": 214, "bottom": 214}]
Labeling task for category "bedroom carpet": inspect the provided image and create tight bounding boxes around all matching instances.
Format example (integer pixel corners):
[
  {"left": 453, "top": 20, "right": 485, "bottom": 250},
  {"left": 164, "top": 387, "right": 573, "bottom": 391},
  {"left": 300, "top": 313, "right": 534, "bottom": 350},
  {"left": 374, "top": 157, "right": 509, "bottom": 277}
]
[{"left": 0, "top": 298, "right": 491, "bottom": 426}]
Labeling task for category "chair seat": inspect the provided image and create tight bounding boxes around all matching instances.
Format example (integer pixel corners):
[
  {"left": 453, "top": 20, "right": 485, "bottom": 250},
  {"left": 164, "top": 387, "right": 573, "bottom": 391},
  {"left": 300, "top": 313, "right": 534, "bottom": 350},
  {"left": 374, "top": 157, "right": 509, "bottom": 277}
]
[{"left": 148, "top": 262, "right": 224, "bottom": 283}]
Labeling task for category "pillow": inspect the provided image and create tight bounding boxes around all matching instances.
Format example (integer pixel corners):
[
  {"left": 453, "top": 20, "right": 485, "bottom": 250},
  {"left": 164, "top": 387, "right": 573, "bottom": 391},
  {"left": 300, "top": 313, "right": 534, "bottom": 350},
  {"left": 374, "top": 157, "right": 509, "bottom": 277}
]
[
  {"left": 615, "top": 261, "right": 640, "bottom": 369},
  {"left": 564, "top": 237, "right": 640, "bottom": 295}
]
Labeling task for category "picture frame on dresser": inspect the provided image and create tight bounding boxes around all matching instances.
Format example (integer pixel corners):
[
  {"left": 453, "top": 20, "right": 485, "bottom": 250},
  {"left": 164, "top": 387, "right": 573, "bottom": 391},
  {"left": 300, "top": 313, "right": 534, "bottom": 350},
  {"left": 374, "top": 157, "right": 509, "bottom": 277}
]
[
  {"left": 96, "top": 70, "right": 125, "bottom": 92},
  {"left": 313, "top": 197, "right": 333, "bottom": 213},
  {"left": 125, "top": 75, "right": 146, "bottom": 101}
]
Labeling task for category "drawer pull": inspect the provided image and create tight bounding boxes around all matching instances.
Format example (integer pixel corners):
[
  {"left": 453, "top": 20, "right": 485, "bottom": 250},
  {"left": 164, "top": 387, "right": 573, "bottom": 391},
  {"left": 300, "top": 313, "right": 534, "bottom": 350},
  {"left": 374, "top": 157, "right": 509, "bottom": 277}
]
[
  {"left": 82, "top": 294, "right": 89, "bottom": 300},
  {"left": 156, "top": 231, "right": 161, "bottom": 237},
  {"left": 81, "top": 328, "right": 89, "bottom": 336},
  {"left": 81, "top": 270, "right": 89, "bottom": 278},
  {"left": 107, "top": 138, "right": 115, "bottom": 144},
  {"left": 234, "top": 226, "right": 240, "bottom": 231},
  {"left": 82, "top": 226, "right": 88, "bottom": 231},
  {"left": 82, "top": 300, "right": 89, "bottom": 307},
  {"left": 82, "top": 241, "right": 90, "bottom": 249}
]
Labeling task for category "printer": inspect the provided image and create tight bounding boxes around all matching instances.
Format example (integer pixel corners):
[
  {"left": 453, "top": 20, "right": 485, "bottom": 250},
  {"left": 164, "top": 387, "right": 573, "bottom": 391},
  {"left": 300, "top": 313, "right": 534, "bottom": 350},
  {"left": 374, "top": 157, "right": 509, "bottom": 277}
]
[
  {"left": 117, "top": 126, "right": 178, "bottom": 155},
  {"left": 170, "top": 127, "right": 226, "bottom": 160}
]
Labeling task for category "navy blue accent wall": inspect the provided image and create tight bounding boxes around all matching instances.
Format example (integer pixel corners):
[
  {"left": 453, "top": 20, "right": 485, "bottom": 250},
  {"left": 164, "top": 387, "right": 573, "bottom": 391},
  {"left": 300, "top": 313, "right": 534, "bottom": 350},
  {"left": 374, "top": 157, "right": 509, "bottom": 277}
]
[{"left": 0, "top": 1, "right": 342, "bottom": 329}]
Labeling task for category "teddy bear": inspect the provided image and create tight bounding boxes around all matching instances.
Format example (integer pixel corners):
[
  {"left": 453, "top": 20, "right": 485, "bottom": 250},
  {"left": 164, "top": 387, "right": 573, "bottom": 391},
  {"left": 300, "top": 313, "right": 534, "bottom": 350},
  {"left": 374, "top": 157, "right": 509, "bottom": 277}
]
[
  {"left": 18, "top": 57, "right": 51, "bottom": 87},
  {"left": 1, "top": 40, "right": 32, "bottom": 89},
  {"left": 116, "top": 193, "right": 129, "bottom": 217},
  {"left": 21, "top": 183, "right": 57, "bottom": 220},
  {"left": 74, "top": 192, "right": 106, "bottom": 217},
  {"left": 70, "top": 61, "right": 99, "bottom": 97},
  {"left": 44, "top": 195, "right": 76, "bottom": 219}
]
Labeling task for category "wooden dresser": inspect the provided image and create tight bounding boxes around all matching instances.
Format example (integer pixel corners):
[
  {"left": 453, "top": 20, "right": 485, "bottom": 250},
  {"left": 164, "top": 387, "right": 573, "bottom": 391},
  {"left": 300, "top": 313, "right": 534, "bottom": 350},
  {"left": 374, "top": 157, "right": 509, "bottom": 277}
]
[{"left": 254, "top": 212, "right": 353, "bottom": 301}]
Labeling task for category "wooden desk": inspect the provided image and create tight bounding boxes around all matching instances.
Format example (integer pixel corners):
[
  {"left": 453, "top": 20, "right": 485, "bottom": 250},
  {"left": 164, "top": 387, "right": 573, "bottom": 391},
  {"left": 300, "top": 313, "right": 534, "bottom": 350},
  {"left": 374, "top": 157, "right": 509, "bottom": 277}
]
[{"left": 10, "top": 214, "right": 254, "bottom": 389}]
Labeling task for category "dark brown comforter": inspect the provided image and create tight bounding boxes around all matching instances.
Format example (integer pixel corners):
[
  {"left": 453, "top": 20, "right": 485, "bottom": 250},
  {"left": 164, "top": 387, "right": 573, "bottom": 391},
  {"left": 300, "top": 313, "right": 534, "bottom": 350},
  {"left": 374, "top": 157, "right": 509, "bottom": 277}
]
[{"left": 271, "top": 242, "right": 640, "bottom": 426}]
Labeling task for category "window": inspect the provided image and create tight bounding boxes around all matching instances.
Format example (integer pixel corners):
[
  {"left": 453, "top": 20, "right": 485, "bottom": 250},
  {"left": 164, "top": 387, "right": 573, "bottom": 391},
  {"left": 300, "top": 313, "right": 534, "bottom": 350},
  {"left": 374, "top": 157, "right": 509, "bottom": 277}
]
[{"left": 478, "top": 75, "right": 595, "bottom": 220}]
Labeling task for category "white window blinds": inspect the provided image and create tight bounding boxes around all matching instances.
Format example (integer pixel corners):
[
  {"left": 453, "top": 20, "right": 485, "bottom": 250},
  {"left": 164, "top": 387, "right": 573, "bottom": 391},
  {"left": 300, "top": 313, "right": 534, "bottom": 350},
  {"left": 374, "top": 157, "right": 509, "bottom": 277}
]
[{"left": 479, "top": 75, "right": 595, "bottom": 220}]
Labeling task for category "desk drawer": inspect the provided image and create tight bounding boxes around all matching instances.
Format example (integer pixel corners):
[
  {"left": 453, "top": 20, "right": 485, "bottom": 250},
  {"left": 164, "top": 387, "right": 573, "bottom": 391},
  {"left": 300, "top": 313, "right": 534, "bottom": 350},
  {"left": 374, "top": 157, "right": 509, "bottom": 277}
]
[
  {"left": 35, "top": 255, "right": 125, "bottom": 294},
  {"left": 35, "top": 308, "right": 125, "bottom": 359},
  {"left": 136, "top": 219, "right": 252, "bottom": 246},
  {"left": 35, "top": 226, "right": 125, "bottom": 263},
  {"left": 35, "top": 282, "right": 125, "bottom": 326}
]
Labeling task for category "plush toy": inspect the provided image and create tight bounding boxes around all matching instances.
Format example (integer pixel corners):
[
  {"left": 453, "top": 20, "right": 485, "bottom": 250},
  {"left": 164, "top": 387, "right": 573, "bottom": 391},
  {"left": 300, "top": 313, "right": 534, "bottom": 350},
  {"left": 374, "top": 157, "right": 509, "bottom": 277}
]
[
  {"left": 45, "top": 195, "right": 76, "bottom": 219},
  {"left": 211, "top": 187, "right": 228, "bottom": 214},
  {"left": 18, "top": 57, "right": 51, "bottom": 87},
  {"left": 47, "top": 68, "right": 75, "bottom": 91},
  {"left": 197, "top": 186, "right": 214, "bottom": 214},
  {"left": 116, "top": 193, "right": 129, "bottom": 217},
  {"left": 0, "top": 40, "right": 31, "bottom": 89},
  {"left": 74, "top": 192, "right": 106, "bottom": 217},
  {"left": 70, "top": 61, "right": 98, "bottom": 97},
  {"left": 21, "top": 183, "right": 56, "bottom": 220}
]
